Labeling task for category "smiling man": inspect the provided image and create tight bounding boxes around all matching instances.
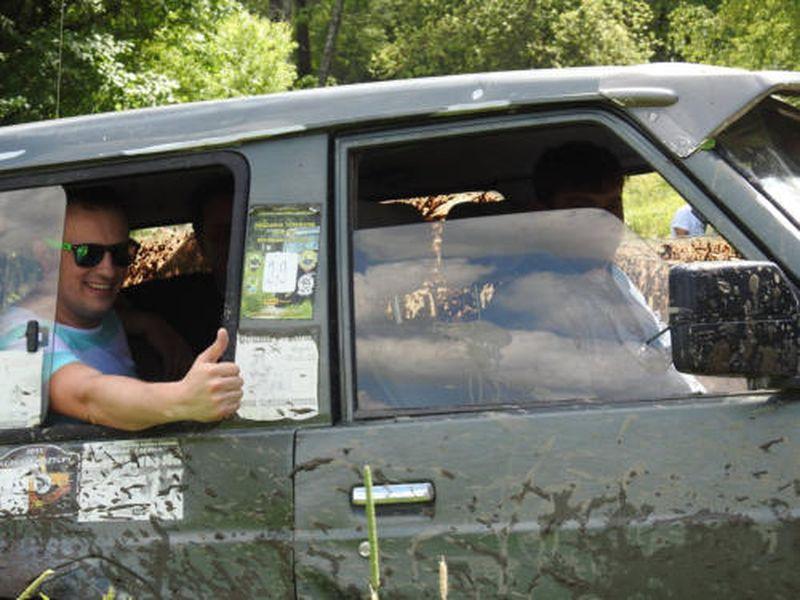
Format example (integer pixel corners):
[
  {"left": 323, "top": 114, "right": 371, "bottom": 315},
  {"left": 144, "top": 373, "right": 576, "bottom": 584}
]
[{"left": 48, "top": 189, "right": 243, "bottom": 430}]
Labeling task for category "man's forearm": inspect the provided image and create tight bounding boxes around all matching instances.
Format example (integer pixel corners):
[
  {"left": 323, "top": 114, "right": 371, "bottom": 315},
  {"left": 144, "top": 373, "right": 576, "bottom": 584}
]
[
  {"left": 50, "top": 364, "right": 187, "bottom": 431},
  {"left": 49, "top": 335, "right": 242, "bottom": 431},
  {"left": 81, "top": 375, "right": 186, "bottom": 430}
]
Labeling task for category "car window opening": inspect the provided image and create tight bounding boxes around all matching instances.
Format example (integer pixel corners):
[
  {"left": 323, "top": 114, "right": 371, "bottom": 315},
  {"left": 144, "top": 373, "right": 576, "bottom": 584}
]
[
  {"left": 350, "top": 124, "right": 751, "bottom": 416},
  {"left": 0, "top": 165, "right": 239, "bottom": 430}
]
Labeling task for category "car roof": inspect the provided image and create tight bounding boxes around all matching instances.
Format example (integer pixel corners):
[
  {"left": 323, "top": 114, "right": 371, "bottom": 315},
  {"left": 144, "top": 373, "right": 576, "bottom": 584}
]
[{"left": 1, "top": 62, "right": 798, "bottom": 175}]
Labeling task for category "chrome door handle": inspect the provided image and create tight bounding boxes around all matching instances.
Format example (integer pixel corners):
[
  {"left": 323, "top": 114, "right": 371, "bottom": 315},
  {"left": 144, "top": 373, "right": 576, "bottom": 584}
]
[{"left": 351, "top": 482, "right": 435, "bottom": 506}]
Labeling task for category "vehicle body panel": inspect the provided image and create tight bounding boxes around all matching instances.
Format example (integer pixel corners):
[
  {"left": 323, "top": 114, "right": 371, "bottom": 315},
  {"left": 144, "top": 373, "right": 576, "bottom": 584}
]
[
  {"left": 0, "top": 429, "right": 295, "bottom": 597},
  {"left": 0, "top": 63, "right": 799, "bottom": 598},
  {"left": 1, "top": 64, "right": 799, "bottom": 175},
  {"left": 295, "top": 397, "right": 800, "bottom": 596}
]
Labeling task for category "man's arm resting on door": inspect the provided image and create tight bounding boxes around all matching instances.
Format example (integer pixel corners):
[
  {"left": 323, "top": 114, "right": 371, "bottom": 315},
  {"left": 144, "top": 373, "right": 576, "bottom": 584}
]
[{"left": 49, "top": 328, "right": 242, "bottom": 431}]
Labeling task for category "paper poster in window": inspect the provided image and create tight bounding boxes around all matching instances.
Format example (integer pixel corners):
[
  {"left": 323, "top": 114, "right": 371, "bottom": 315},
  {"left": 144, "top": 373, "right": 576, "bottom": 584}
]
[
  {"left": 235, "top": 332, "right": 319, "bottom": 421},
  {"left": 241, "top": 205, "right": 320, "bottom": 319}
]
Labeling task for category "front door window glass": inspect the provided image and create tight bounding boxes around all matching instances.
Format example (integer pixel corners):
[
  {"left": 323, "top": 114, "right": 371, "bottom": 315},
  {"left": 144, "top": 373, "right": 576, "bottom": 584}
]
[
  {"left": 0, "top": 186, "right": 67, "bottom": 428},
  {"left": 353, "top": 208, "right": 713, "bottom": 413}
]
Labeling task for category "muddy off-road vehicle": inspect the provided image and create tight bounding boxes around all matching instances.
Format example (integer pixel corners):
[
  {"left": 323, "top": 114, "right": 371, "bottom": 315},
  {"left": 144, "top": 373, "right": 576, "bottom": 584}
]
[{"left": 1, "top": 63, "right": 800, "bottom": 598}]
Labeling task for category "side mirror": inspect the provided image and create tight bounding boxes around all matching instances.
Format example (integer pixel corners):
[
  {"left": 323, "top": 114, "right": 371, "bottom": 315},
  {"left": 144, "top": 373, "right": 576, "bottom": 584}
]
[{"left": 669, "top": 261, "right": 799, "bottom": 377}]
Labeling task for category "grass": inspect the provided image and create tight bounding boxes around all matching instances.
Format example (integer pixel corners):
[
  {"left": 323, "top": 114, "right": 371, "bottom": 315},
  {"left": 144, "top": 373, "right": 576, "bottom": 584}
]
[{"left": 623, "top": 172, "right": 686, "bottom": 240}]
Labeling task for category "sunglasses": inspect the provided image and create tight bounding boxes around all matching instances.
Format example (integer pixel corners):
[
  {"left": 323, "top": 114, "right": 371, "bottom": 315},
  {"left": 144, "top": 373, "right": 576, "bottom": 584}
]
[{"left": 58, "top": 239, "right": 140, "bottom": 268}]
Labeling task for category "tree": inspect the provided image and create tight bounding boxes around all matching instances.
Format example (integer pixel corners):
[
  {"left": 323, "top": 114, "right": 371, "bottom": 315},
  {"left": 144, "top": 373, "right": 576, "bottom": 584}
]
[
  {"left": 0, "top": 0, "right": 182, "bottom": 123},
  {"left": 142, "top": 11, "right": 296, "bottom": 102},
  {"left": 317, "top": 0, "right": 345, "bottom": 85},
  {"left": 0, "top": 0, "right": 296, "bottom": 125},
  {"left": 668, "top": 0, "right": 800, "bottom": 70},
  {"left": 295, "top": 0, "right": 655, "bottom": 85},
  {"left": 364, "top": 0, "right": 655, "bottom": 80}
]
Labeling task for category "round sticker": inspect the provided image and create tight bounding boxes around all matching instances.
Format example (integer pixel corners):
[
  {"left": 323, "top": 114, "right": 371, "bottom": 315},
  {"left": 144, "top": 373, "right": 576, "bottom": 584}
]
[
  {"left": 299, "top": 250, "right": 318, "bottom": 272},
  {"left": 297, "top": 273, "right": 315, "bottom": 297}
]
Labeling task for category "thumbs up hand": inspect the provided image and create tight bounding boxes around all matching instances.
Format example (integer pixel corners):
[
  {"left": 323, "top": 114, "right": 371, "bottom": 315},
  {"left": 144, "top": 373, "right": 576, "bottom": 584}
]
[
  {"left": 174, "top": 328, "right": 243, "bottom": 422},
  {"left": 195, "top": 327, "right": 230, "bottom": 365}
]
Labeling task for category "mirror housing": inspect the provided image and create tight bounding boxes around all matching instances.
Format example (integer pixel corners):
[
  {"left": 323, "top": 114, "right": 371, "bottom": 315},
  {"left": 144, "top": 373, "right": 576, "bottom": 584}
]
[{"left": 669, "top": 261, "right": 800, "bottom": 377}]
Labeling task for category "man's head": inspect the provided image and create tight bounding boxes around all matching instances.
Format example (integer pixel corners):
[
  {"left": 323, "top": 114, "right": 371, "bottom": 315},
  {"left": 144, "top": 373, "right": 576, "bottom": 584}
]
[
  {"left": 533, "top": 142, "right": 624, "bottom": 220},
  {"left": 192, "top": 177, "right": 233, "bottom": 293},
  {"left": 57, "top": 188, "right": 131, "bottom": 328}
]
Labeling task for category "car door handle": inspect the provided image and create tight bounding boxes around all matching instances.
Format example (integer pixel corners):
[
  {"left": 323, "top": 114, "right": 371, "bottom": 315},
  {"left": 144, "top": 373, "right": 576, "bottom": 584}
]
[{"left": 351, "top": 482, "right": 435, "bottom": 506}]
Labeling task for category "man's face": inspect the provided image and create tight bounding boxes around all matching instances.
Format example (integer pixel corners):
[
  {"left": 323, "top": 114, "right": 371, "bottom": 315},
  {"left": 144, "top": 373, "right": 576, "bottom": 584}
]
[
  {"left": 56, "top": 204, "right": 129, "bottom": 328},
  {"left": 549, "top": 177, "right": 624, "bottom": 221}
]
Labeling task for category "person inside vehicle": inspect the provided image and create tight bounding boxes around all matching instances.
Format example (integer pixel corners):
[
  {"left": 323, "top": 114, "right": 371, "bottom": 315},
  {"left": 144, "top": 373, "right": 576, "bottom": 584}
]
[
  {"left": 533, "top": 141, "right": 624, "bottom": 219},
  {"left": 193, "top": 178, "right": 233, "bottom": 296},
  {"left": 529, "top": 140, "right": 703, "bottom": 393},
  {"left": 121, "top": 176, "right": 233, "bottom": 358},
  {"left": 671, "top": 204, "right": 707, "bottom": 237},
  {"left": 48, "top": 188, "right": 243, "bottom": 431}
]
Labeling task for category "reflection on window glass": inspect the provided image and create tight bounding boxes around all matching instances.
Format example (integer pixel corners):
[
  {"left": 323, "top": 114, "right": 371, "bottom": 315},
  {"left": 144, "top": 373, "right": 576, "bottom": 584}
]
[
  {"left": 718, "top": 95, "right": 800, "bottom": 221},
  {"left": 353, "top": 208, "right": 715, "bottom": 413},
  {"left": 357, "top": 191, "right": 504, "bottom": 229},
  {"left": 126, "top": 223, "right": 208, "bottom": 288},
  {"left": 0, "top": 187, "right": 67, "bottom": 427}
]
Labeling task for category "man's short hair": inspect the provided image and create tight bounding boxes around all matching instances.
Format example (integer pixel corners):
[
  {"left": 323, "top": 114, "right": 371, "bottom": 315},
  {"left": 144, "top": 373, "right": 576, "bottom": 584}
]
[
  {"left": 534, "top": 142, "right": 622, "bottom": 205},
  {"left": 65, "top": 185, "right": 124, "bottom": 213}
]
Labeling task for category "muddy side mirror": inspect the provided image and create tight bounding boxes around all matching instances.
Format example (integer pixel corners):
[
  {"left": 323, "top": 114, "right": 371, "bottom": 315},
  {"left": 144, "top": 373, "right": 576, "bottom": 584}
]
[{"left": 669, "top": 261, "right": 800, "bottom": 377}]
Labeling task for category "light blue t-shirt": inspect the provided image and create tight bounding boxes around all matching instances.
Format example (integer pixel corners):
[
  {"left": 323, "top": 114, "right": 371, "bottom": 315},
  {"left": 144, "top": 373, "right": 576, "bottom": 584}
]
[
  {"left": 0, "top": 308, "right": 136, "bottom": 426},
  {"left": 1, "top": 307, "right": 135, "bottom": 378},
  {"left": 50, "top": 311, "right": 137, "bottom": 377}
]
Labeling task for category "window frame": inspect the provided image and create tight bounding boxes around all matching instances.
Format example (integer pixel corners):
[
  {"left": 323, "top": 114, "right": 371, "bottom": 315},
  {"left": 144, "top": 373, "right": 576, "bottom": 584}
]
[
  {"left": 0, "top": 151, "right": 250, "bottom": 444},
  {"left": 335, "top": 108, "right": 765, "bottom": 422}
]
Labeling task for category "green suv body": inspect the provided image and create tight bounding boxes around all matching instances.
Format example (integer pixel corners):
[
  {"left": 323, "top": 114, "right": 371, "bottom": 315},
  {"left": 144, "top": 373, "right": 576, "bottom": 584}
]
[{"left": 1, "top": 63, "right": 799, "bottom": 597}]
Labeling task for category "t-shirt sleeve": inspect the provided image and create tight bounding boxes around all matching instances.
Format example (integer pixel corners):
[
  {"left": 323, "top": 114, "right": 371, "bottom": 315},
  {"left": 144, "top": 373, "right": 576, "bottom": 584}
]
[{"left": 48, "top": 334, "right": 81, "bottom": 376}]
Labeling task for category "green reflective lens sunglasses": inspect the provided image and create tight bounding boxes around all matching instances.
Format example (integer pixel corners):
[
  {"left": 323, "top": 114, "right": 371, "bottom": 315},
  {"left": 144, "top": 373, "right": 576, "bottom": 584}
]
[{"left": 47, "top": 239, "right": 140, "bottom": 268}]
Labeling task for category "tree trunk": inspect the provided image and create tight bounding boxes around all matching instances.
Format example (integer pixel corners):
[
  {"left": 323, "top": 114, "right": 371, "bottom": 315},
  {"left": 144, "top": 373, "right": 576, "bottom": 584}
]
[
  {"left": 294, "top": 0, "right": 312, "bottom": 79},
  {"left": 317, "top": 0, "right": 345, "bottom": 86},
  {"left": 268, "top": 0, "right": 292, "bottom": 19}
]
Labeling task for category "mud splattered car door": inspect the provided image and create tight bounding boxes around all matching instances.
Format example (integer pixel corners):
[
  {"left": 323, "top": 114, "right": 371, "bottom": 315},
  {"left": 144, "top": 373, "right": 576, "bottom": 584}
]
[
  {"left": 1, "top": 431, "right": 295, "bottom": 597},
  {"left": 296, "top": 212, "right": 800, "bottom": 598},
  {"left": 293, "top": 116, "right": 800, "bottom": 597}
]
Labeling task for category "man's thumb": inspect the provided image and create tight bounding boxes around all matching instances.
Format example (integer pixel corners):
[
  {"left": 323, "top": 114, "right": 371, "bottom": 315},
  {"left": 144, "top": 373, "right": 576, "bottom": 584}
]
[{"left": 195, "top": 328, "right": 229, "bottom": 364}]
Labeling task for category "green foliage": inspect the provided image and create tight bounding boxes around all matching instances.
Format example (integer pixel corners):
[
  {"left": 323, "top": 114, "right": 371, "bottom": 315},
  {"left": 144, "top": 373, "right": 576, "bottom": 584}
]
[
  {"left": 307, "top": 0, "right": 388, "bottom": 84},
  {"left": 554, "top": 0, "right": 655, "bottom": 66},
  {"left": 299, "top": 0, "right": 797, "bottom": 85},
  {"left": 668, "top": 0, "right": 800, "bottom": 70},
  {"left": 143, "top": 11, "right": 296, "bottom": 102},
  {"left": 0, "top": 0, "right": 295, "bottom": 124},
  {"left": 363, "top": 0, "right": 655, "bottom": 80},
  {"left": 623, "top": 173, "right": 686, "bottom": 240},
  {"left": 363, "top": 464, "right": 381, "bottom": 595},
  {"left": 1, "top": 0, "right": 798, "bottom": 123},
  {"left": 297, "top": 0, "right": 656, "bottom": 85}
]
